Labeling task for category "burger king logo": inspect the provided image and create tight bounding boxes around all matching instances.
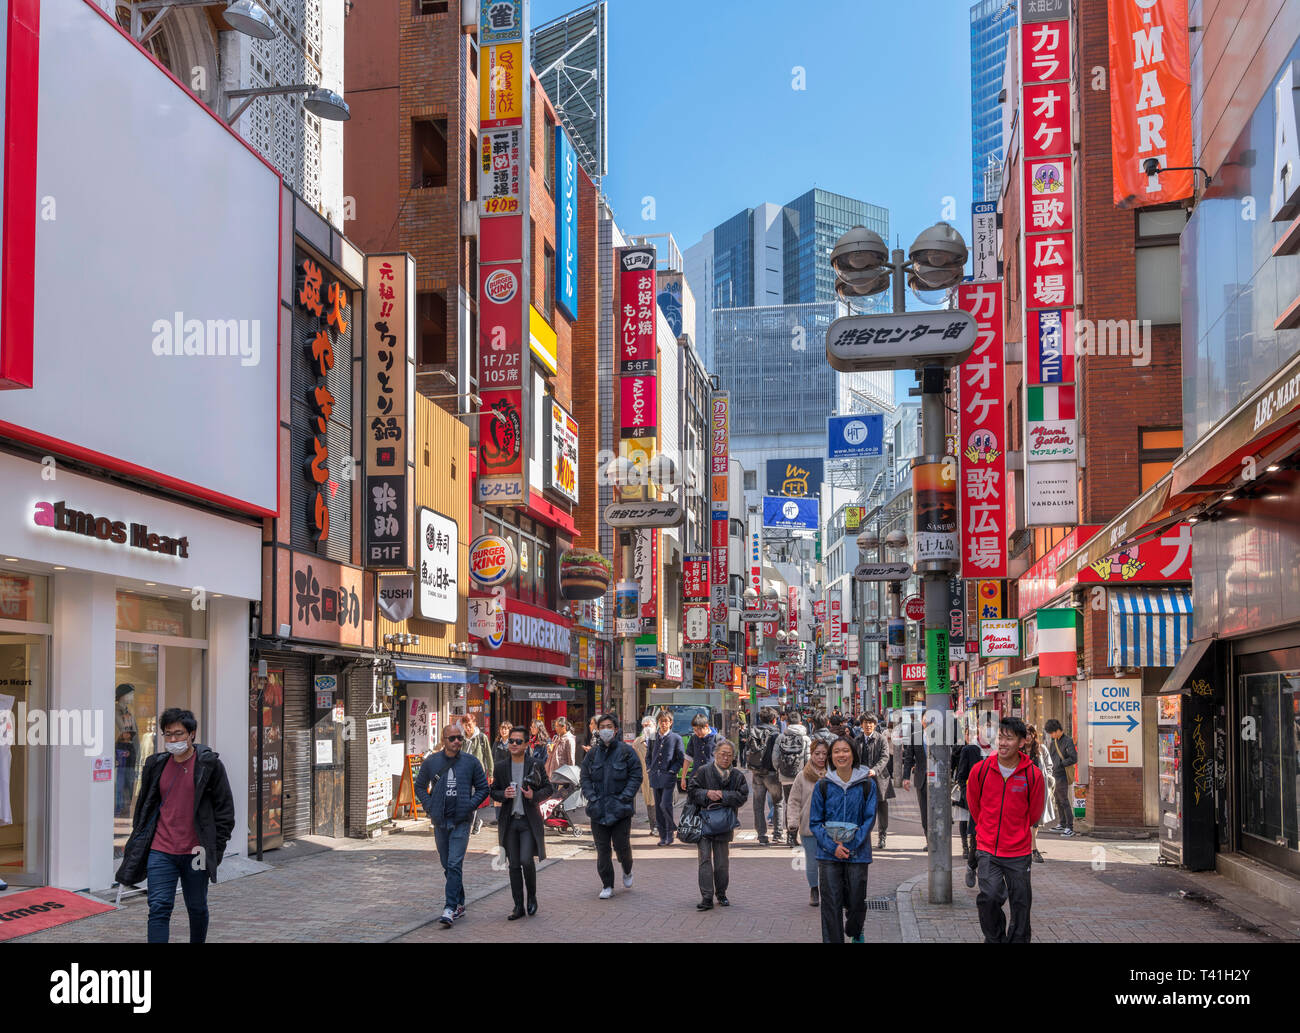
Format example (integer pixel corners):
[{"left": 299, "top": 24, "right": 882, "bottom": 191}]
[
  {"left": 484, "top": 269, "right": 518, "bottom": 304},
  {"left": 469, "top": 534, "right": 517, "bottom": 587}
]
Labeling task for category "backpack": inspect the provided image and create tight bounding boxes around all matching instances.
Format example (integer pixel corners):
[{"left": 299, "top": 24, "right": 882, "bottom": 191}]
[
  {"left": 746, "top": 725, "right": 777, "bottom": 773},
  {"left": 775, "top": 732, "right": 805, "bottom": 780}
]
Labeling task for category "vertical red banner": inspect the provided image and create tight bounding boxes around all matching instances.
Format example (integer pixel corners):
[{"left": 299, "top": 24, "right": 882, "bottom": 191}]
[{"left": 957, "top": 282, "right": 1008, "bottom": 579}]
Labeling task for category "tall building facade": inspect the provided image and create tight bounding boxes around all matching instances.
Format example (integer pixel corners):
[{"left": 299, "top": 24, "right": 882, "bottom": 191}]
[
  {"left": 684, "top": 188, "right": 889, "bottom": 368},
  {"left": 970, "top": 0, "right": 1015, "bottom": 203}
]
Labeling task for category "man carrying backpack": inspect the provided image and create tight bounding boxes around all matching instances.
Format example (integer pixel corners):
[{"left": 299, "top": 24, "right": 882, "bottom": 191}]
[
  {"left": 746, "top": 707, "right": 784, "bottom": 845},
  {"left": 773, "top": 718, "right": 810, "bottom": 846}
]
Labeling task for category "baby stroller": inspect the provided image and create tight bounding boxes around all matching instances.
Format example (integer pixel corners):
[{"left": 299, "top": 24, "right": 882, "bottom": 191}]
[{"left": 540, "top": 763, "right": 585, "bottom": 836}]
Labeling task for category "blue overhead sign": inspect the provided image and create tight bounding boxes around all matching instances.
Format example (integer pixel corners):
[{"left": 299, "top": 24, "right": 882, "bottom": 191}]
[
  {"left": 555, "top": 127, "right": 578, "bottom": 320},
  {"left": 763, "top": 495, "right": 819, "bottom": 531},
  {"left": 827, "top": 413, "right": 884, "bottom": 458}
]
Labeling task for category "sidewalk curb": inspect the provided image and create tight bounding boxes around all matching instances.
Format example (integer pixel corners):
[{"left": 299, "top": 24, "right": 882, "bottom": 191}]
[{"left": 896, "top": 874, "right": 923, "bottom": 942}]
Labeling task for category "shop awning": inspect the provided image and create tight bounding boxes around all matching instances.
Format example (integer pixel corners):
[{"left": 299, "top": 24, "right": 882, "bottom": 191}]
[
  {"left": 395, "top": 663, "right": 478, "bottom": 684},
  {"left": 1170, "top": 350, "right": 1300, "bottom": 495},
  {"left": 997, "top": 667, "right": 1039, "bottom": 694},
  {"left": 1056, "top": 476, "right": 1185, "bottom": 585},
  {"left": 1157, "top": 637, "right": 1214, "bottom": 696},
  {"left": 1107, "top": 588, "right": 1193, "bottom": 669},
  {"left": 499, "top": 677, "right": 574, "bottom": 702}
]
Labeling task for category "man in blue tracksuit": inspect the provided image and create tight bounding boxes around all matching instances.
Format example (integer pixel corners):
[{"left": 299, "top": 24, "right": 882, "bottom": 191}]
[{"left": 415, "top": 720, "right": 490, "bottom": 929}]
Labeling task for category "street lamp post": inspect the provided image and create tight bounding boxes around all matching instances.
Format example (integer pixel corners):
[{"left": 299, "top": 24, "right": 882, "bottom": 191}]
[{"left": 830, "top": 222, "right": 969, "bottom": 906}]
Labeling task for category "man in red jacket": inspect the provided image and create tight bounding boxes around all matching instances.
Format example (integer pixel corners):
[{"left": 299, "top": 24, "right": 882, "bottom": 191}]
[{"left": 965, "top": 716, "right": 1045, "bottom": 943}]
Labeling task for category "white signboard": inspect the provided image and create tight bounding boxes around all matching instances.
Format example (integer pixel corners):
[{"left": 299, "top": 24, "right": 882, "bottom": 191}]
[
  {"left": 1088, "top": 678, "right": 1142, "bottom": 767},
  {"left": 1026, "top": 461, "right": 1079, "bottom": 526},
  {"left": 547, "top": 398, "right": 579, "bottom": 503},
  {"left": 468, "top": 595, "right": 505, "bottom": 640},
  {"left": 980, "top": 618, "right": 1021, "bottom": 658},
  {"left": 377, "top": 574, "right": 415, "bottom": 622},
  {"left": 408, "top": 696, "right": 432, "bottom": 755},
  {"left": 683, "top": 603, "right": 709, "bottom": 645},
  {"left": 971, "top": 202, "right": 998, "bottom": 281},
  {"left": 418, "top": 508, "right": 458, "bottom": 623},
  {"left": 0, "top": 1, "right": 280, "bottom": 513},
  {"left": 1026, "top": 419, "right": 1079, "bottom": 462},
  {"left": 365, "top": 716, "right": 392, "bottom": 826}
]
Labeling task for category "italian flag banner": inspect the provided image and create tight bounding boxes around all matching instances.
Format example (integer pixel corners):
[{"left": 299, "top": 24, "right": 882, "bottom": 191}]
[
  {"left": 1027, "top": 384, "right": 1076, "bottom": 421},
  {"left": 1037, "top": 606, "right": 1077, "bottom": 676}
]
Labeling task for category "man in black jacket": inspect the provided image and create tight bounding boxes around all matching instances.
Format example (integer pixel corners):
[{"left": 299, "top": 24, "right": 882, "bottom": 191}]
[
  {"left": 115, "top": 708, "right": 235, "bottom": 943},
  {"left": 746, "top": 707, "right": 784, "bottom": 845},
  {"left": 489, "top": 728, "right": 553, "bottom": 919},
  {"left": 580, "top": 713, "right": 643, "bottom": 898},
  {"left": 901, "top": 717, "right": 928, "bottom": 838},
  {"left": 1045, "top": 719, "right": 1077, "bottom": 836},
  {"left": 859, "top": 714, "right": 893, "bottom": 849}
]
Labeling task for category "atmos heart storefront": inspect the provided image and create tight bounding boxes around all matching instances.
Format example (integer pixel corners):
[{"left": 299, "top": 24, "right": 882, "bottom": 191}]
[{"left": 0, "top": 452, "right": 261, "bottom": 891}]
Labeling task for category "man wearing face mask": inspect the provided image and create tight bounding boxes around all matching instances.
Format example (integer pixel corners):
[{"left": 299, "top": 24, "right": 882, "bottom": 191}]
[
  {"left": 579, "top": 713, "right": 642, "bottom": 899},
  {"left": 115, "top": 708, "right": 236, "bottom": 943}
]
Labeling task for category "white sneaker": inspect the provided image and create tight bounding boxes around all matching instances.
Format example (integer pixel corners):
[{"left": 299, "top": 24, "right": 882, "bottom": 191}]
[
  {"left": 1059, "top": 828, "right": 1075, "bottom": 837},
  {"left": 438, "top": 907, "right": 455, "bottom": 927},
  {"left": 598, "top": 887, "right": 614, "bottom": 899},
  {"left": 622, "top": 872, "right": 634, "bottom": 889}
]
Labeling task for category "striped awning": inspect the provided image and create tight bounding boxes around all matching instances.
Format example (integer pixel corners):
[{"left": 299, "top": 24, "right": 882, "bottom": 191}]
[{"left": 1107, "top": 589, "right": 1193, "bottom": 668}]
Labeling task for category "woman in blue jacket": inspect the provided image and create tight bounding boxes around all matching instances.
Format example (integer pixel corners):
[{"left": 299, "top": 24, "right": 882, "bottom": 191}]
[{"left": 810, "top": 735, "right": 878, "bottom": 943}]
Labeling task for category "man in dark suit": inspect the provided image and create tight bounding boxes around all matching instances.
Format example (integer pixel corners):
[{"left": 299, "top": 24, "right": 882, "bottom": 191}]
[{"left": 647, "top": 710, "right": 685, "bottom": 845}]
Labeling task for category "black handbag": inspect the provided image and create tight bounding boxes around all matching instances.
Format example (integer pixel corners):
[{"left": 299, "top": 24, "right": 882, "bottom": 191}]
[
  {"left": 700, "top": 806, "right": 737, "bottom": 837},
  {"left": 678, "top": 804, "right": 703, "bottom": 843}
]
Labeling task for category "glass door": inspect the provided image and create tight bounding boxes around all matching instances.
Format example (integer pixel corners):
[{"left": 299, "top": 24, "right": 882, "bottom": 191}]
[
  {"left": 113, "top": 642, "right": 159, "bottom": 857},
  {"left": 1238, "top": 671, "right": 1300, "bottom": 857},
  {"left": 0, "top": 633, "right": 49, "bottom": 886}
]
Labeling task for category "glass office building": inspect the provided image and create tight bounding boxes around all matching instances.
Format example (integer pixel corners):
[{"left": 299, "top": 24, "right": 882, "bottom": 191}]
[
  {"left": 970, "top": 0, "right": 1015, "bottom": 202},
  {"left": 782, "top": 189, "right": 888, "bottom": 307}
]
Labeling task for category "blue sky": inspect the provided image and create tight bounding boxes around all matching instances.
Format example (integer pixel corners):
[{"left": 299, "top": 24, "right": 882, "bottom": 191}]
[{"left": 532, "top": 0, "right": 979, "bottom": 401}]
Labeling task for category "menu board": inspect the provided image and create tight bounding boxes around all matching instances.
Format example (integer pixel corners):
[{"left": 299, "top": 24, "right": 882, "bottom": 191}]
[{"left": 365, "top": 716, "right": 393, "bottom": 827}]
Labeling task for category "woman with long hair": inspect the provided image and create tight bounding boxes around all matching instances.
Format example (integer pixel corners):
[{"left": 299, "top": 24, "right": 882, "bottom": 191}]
[
  {"left": 528, "top": 719, "right": 550, "bottom": 769},
  {"left": 809, "top": 735, "right": 877, "bottom": 943},
  {"left": 786, "top": 737, "right": 830, "bottom": 907}
]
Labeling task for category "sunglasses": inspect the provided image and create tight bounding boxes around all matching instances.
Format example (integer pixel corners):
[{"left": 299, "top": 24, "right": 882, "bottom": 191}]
[
  {"left": 446, "top": 735, "right": 464, "bottom": 743},
  {"left": 508, "top": 739, "right": 526, "bottom": 745}
]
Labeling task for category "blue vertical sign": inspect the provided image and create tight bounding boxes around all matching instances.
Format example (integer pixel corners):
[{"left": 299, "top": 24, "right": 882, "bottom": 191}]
[{"left": 555, "top": 127, "right": 578, "bottom": 320}]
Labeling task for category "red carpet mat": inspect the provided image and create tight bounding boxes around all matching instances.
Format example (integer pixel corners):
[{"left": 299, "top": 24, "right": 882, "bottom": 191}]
[{"left": 0, "top": 888, "right": 116, "bottom": 941}]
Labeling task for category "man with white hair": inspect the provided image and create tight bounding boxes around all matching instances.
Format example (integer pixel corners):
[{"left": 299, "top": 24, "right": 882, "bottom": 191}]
[{"left": 415, "top": 720, "right": 490, "bottom": 928}]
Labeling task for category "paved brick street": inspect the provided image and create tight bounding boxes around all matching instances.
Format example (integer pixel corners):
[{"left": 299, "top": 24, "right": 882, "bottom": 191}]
[{"left": 13, "top": 780, "right": 1297, "bottom": 944}]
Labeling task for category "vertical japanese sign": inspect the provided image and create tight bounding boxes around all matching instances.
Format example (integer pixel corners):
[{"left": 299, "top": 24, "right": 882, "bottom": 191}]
[
  {"left": 477, "top": 0, "right": 529, "bottom": 508},
  {"left": 1020, "top": 1, "right": 1078, "bottom": 526},
  {"left": 683, "top": 553, "right": 710, "bottom": 646},
  {"left": 297, "top": 253, "right": 349, "bottom": 546},
  {"left": 364, "top": 254, "right": 412, "bottom": 569},
  {"left": 1107, "top": 0, "right": 1193, "bottom": 207},
  {"left": 956, "top": 282, "right": 1007, "bottom": 578},
  {"left": 618, "top": 246, "right": 658, "bottom": 501},
  {"left": 829, "top": 596, "right": 842, "bottom": 653},
  {"left": 709, "top": 391, "right": 730, "bottom": 682},
  {"left": 555, "top": 126, "right": 578, "bottom": 319},
  {"left": 971, "top": 201, "right": 998, "bottom": 281},
  {"left": 417, "top": 507, "right": 458, "bottom": 623},
  {"left": 634, "top": 528, "right": 658, "bottom": 647}
]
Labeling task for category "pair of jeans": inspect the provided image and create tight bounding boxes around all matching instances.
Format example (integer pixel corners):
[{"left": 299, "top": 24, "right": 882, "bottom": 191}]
[
  {"left": 591, "top": 816, "right": 633, "bottom": 889},
  {"left": 817, "top": 859, "right": 869, "bottom": 943},
  {"left": 975, "top": 851, "right": 1033, "bottom": 942},
  {"left": 697, "top": 837, "right": 730, "bottom": 899},
  {"left": 1053, "top": 775, "right": 1073, "bottom": 829},
  {"left": 802, "top": 837, "right": 819, "bottom": 889},
  {"left": 653, "top": 783, "right": 676, "bottom": 839},
  {"left": 433, "top": 820, "right": 472, "bottom": 911},
  {"left": 751, "top": 774, "right": 784, "bottom": 839},
  {"left": 146, "top": 849, "right": 209, "bottom": 944},
  {"left": 502, "top": 812, "right": 537, "bottom": 908}
]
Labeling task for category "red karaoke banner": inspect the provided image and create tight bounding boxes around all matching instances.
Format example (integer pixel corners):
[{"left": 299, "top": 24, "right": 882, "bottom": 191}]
[
  {"left": 1023, "top": 81, "right": 1071, "bottom": 160},
  {"left": 1108, "top": 0, "right": 1193, "bottom": 207},
  {"left": 957, "top": 282, "right": 1008, "bottom": 579}
]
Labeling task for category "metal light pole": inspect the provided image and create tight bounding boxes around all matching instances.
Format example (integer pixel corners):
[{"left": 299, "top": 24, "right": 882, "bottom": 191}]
[{"left": 830, "top": 222, "right": 970, "bottom": 906}]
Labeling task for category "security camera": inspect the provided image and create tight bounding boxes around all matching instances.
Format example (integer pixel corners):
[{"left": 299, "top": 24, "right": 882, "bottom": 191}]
[{"left": 1142, "top": 157, "right": 1160, "bottom": 176}]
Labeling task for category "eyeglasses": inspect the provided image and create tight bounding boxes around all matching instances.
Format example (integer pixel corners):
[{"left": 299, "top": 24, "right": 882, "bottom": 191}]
[
  {"left": 508, "top": 739, "right": 526, "bottom": 745},
  {"left": 162, "top": 730, "right": 191, "bottom": 741},
  {"left": 446, "top": 735, "right": 464, "bottom": 743}
]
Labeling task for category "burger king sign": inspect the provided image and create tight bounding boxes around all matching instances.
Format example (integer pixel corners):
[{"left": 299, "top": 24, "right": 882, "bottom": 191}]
[{"left": 470, "top": 534, "right": 517, "bottom": 587}]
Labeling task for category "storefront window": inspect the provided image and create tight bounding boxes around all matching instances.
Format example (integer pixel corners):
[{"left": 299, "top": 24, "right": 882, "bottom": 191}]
[
  {"left": 0, "top": 633, "right": 48, "bottom": 885},
  {"left": 1240, "top": 671, "right": 1300, "bottom": 853},
  {"left": 115, "top": 590, "right": 206, "bottom": 639},
  {"left": 114, "top": 643, "right": 159, "bottom": 852}
]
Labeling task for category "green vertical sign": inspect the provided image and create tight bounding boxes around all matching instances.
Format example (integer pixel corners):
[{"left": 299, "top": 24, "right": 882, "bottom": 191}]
[
  {"left": 891, "top": 683, "right": 901, "bottom": 709},
  {"left": 925, "top": 628, "right": 950, "bottom": 697}
]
